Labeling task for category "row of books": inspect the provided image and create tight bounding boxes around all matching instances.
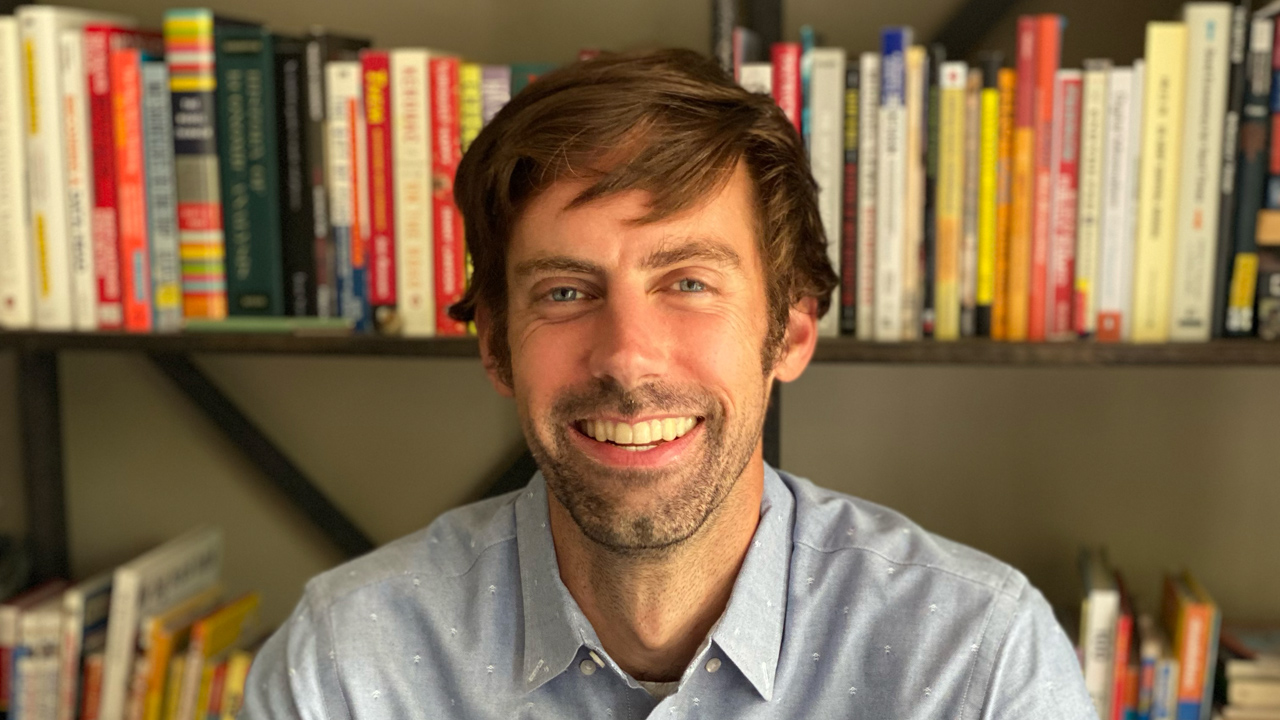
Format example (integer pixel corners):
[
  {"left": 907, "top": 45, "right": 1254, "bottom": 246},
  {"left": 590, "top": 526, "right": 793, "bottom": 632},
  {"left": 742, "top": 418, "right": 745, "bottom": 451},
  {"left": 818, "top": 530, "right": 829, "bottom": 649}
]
[
  {"left": 742, "top": 1, "right": 1280, "bottom": 343},
  {"left": 1218, "top": 624, "right": 1280, "bottom": 718},
  {"left": 0, "top": 527, "right": 258, "bottom": 720},
  {"left": 0, "top": 6, "right": 565, "bottom": 337}
]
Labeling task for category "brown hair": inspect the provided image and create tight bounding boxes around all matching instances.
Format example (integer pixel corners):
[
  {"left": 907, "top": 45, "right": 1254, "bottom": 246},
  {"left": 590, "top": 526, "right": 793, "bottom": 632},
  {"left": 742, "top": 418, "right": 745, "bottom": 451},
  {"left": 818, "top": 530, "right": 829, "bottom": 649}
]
[{"left": 449, "top": 48, "right": 837, "bottom": 384}]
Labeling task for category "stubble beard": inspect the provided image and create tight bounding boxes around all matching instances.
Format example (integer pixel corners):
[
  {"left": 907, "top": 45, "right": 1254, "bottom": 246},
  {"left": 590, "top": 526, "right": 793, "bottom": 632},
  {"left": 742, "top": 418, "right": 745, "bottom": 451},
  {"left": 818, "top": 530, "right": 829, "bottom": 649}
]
[{"left": 523, "top": 377, "right": 766, "bottom": 557}]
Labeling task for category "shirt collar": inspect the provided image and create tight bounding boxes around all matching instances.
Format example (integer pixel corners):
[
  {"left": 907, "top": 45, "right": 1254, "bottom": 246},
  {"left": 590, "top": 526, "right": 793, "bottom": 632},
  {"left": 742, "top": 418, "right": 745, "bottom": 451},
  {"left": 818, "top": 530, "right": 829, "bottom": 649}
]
[{"left": 514, "top": 464, "right": 795, "bottom": 701}]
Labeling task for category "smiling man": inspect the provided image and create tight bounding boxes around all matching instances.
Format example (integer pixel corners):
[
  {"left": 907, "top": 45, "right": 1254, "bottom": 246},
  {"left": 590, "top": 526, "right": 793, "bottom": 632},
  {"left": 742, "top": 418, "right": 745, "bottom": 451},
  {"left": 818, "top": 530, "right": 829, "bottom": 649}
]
[{"left": 243, "top": 49, "right": 1094, "bottom": 719}]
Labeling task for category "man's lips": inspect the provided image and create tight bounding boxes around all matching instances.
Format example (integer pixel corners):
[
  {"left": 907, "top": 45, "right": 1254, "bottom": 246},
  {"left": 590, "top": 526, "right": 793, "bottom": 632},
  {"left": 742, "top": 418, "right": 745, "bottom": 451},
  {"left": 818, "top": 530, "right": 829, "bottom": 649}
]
[{"left": 567, "top": 416, "right": 705, "bottom": 468}]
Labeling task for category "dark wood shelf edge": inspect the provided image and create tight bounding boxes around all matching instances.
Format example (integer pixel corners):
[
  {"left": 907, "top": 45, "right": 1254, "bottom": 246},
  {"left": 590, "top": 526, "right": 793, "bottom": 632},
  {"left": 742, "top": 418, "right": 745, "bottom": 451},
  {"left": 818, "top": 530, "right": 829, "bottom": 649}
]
[{"left": 3, "top": 331, "right": 1280, "bottom": 365}]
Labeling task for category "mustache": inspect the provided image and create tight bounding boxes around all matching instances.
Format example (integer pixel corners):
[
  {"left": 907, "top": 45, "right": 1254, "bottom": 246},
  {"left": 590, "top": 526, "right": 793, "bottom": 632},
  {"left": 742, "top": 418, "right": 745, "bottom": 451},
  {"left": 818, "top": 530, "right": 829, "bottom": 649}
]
[{"left": 550, "top": 378, "right": 717, "bottom": 422}]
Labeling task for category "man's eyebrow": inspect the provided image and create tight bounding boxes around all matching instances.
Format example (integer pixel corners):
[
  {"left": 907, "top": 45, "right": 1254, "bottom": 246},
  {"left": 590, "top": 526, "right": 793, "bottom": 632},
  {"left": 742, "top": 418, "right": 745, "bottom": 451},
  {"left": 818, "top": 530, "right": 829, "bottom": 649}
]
[
  {"left": 512, "top": 256, "right": 604, "bottom": 280},
  {"left": 640, "top": 239, "right": 742, "bottom": 271}
]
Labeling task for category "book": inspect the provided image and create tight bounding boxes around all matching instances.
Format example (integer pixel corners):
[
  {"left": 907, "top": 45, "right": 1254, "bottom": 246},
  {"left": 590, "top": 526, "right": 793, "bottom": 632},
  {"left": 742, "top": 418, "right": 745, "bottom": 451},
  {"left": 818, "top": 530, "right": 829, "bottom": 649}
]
[
  {"left": 273, "top": 35, "right": 317, "bottom": 319},
  {"left": 934, "top": 60, "right": 966, "bottom": 341},
  {"left": 991, "top": 66, "right": 1016, "bottom": 340},
  {"left": 960, "top": 66, "right": 981, "bottom": 337},
  {"left": 1046, "top": 69, "right": 1082, "bottom": 341},
  {"left": 856, "top": 51, "right": 878, "bottom": 340},
  {"left": 1028, "top": 14, "right": 1063, "bottom": 342},
  {"left": 18, "top": 5, "right": 133, "bottom": 331},
  {"left": 739, "top": 62, "right": 772, "bottom": 94},
  {"left": 1080, "top": 548, "right": 1121, "bottom": 717},
  {"left": 143, "top": 59, "right": 183, "bottom": 332},
  {"left": 390, "top": 49, "right": 434, "bottom": 337},
  {"left": 875, "top": 27, "right": 912, "bottom": 342},
  {"left": 0, "top": 17, "right": 34, "bottom": 330},
  {"left": 479, "top": 64, "right": 511, "bottom": 124},
  {"left": 975, "top": 54, "right": 1002, "bottom": 337},
  {"left": 113, "top": 48, "right": 154, "bottom": 333},
  {"left": 1258, "top": 222, "right": 1280, "bottom": 339},
  {"left": 325, "top": 61, "right": 367, "bottom": 332},
  {"left": 1161, "top": 571, "right": 1217, "bottom": 720},
  {"left": 921, "top": 44, "right": 945, "bottom": 339},
  {"left": 174, "top": 593, "right": 259, "bottom": 720},
  {"left": 13, "top": 597, "right": 63, "bottom": 720},
  {"left": 840, "top": 62, "right": 858, "bottom": 336},
  {"left": 215, "top": 23, "right": 284, "bottom": 316},
  {"left": 1212, "top": 0, "right": 1255, "bottom": 338},
  {"left": 1074, "top": 59, "right": 1110, "bottom": 339},
  {"left": 509, "top": 62, "right": 554, "bottom": 95},
  {"left": 900, "top": 46, "right": 925, "bottom": 341},
  {"left": 59, "top": 27, "right": 100, "bottom": 332},
  {"left": 772, "top": 42, "right": 801, "bottom": 132},
  {"left": 1170, "top": 3, "right": 1233, "bottom": 341},
  {"left": 57, "top": 571, "right": 112, "bottom": 720},
  {"left": 97, "top": 527, "right": 223, "bottom": 720},
  {"left": 1132, "top": 22, "right": 1190, "bottom": 343},
  {"left": 362, "top": 50, "right": 399, "bottom": 335},
  {"left": 460, "top": 61, "right": 482, "bottom": 153},
  {"left": 1097, "top": 63, "right": 1144, "bottom": 341},
  {"left": 216, "top": 650, "right": 252, "bottom": 720},
  {"left": 809, "top": 47, "right": 845, "bottom": 338},
  {"left": 1112, "top": 570, "right": 1136, "bottom": 720},
  {"left": 0, "top": 580, "right": 69, "bottom": 716},
  {"left": 1007, "top": 17, "right": 1038, "bottom": 342},
  {"left": 1182, "top": 573, "right": 1222, "bottom": 720},
  {"left": 431, "top": 55, "right": 465, "bottom": 336},
  {"left": 138, "top": 583, "right": 222, "bottom": 720}
]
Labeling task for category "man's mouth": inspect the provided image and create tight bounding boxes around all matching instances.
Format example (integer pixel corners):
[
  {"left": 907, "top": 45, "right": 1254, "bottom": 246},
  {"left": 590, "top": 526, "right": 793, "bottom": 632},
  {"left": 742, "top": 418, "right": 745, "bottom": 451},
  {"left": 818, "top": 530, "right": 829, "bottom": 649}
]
[{"left": 574, "top": 416, "right": 701, "bottom": 452}]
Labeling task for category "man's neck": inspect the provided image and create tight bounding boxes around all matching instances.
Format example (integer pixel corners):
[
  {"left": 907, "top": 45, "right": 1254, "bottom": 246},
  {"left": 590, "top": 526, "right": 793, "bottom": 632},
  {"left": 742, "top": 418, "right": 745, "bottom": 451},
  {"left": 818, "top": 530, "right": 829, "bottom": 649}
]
[{"left": 548, "top": 462, "right": 765, "bottom": 683}]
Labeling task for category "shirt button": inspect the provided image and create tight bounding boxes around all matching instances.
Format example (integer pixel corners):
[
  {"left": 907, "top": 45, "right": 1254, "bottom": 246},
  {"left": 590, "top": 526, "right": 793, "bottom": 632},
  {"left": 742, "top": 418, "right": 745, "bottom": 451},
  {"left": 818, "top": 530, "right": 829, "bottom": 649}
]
[
  {"left": 580, "top": 659, "right": 597, "bottom": 676},
  {"left": 705, "top": 658, "right": 722, "bottom": 674}
]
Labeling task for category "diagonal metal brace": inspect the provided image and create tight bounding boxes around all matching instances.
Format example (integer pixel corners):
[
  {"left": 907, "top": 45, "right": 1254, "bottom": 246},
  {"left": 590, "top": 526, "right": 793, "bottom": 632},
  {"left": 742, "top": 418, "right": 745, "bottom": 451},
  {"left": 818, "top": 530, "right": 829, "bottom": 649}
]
[{"left": 147, "top": 352, "right": 375, "bottom": 558}]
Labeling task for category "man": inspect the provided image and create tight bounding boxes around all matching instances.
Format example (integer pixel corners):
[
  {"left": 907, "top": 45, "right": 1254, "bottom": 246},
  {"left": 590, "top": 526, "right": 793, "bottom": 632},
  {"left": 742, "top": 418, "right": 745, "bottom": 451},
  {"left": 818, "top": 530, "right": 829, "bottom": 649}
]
[{"left": 244, "top": 49, "right": 1094, "bottom": 718}]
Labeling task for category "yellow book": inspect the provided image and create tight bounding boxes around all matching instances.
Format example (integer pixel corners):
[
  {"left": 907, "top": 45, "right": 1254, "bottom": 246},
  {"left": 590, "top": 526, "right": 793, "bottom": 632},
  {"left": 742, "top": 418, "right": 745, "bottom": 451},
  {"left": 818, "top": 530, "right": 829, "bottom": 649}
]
[
  {"left": 175, "top": 593, "right": 260, "bottom": 720},
  {"left": 992, "top": 67, "right": 1017, "bottom": 340},
  {"left": 459, "top": 61, "right": 482, "bottom": 154},
  {"left": 1131, "top": 22, "right": 1188, "bottom": 342},
  {"left": 140, "top": 584, "right": 223, "bottom": 720},
  {"left": 976, "top": 59, "right": 1001, "bottom": 335},
  {"left": 218, "top": 650, "right": 253, "bottom": 720},
  {"left": 935, "top": 61, "right": 967, "bottom": 340},
  {"left": 902, "top": 46, "right": 925, "bottom": 340},
  {"left": 162, "top": 655, "right": 185, "bottom": 720}
]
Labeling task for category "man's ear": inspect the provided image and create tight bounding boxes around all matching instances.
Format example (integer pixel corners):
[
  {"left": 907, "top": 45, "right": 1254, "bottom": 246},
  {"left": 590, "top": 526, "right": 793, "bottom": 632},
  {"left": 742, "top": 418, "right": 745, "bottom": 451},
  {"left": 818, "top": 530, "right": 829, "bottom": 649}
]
[
  {"left": 474, "top": 304, "right": 514, "bottom": 398},
  {"left": 771, "top": 296, "right": 819, "bottom": 383}
]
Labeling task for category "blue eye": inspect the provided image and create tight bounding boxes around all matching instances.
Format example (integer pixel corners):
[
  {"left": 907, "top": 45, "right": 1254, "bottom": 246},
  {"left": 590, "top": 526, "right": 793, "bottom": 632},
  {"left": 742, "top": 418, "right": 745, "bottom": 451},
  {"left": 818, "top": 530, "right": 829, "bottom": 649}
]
[
  {"left": 678, "top": 279, "right": 706, "bottom": 292},
  {"left": 548, "top": 287, "right": 580, "bottom": 302}
]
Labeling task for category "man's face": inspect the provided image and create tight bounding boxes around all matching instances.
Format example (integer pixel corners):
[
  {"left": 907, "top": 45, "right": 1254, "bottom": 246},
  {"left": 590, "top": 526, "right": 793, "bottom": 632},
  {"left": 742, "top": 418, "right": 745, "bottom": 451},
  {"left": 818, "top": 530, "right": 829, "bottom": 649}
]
[{"left": 497, "top": 164, "right": 779, "bottom": 554}]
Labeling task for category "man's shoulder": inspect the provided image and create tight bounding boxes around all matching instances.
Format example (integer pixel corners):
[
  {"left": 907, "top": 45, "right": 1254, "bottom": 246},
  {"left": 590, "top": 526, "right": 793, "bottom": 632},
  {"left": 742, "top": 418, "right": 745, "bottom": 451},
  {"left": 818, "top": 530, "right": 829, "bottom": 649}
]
[
  {"left": 302, "top": 486, "right": 524, "bottom": 609},
  {"left": 778, "top": 469, "right": 1028, "bottom": 601}
]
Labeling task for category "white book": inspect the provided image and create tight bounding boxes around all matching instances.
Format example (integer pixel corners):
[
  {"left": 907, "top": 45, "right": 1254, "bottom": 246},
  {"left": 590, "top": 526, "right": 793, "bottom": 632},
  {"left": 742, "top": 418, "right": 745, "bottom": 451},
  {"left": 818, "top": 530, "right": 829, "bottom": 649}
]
[
  {"left": 856, "top": 52, "right": 879, "bottom": 340},
  {"left": 97, "top": 527, "right": 223, "bottom": 720},
  {"left": 57, "top": 571, "right": 112, "bottom": 720},
  {"left": 1097, "top": 63, "right": 1143, "bottom": 340},
  {"left": 390, "top": 49, "right": 435, "bottom": 337},
  {"left": 738, "top": 62, "right": 772, "bottom": 95},
  {"left": 1075, "top": 60, "right": 1110, "bottom": 338},
  {"left": 1079, "top": 550, "right": 1120, "bottom": 717},
  {"left": 0, "top": 18, "right": 34, "bottom": 329},
  {"left": 1170, "top": 3, "right": 1233, "bottom": 341},
  {"left": 327, "top": 61, "right": 363, "bottom": 325},
  {"left": 809, "top": 48, "right": 845, "bottom": 338},
  {"left": 15, "top": 598, "right": 62, "bottom": 720},
  {"left": 58, "top": 28, "right": 97, "bottom": 331},
  {"left": 875, "top": 35, "right": 910, "bottom": 342},
  {"left": 901, "top": 47, "right": 925, "bottom": 340},
  {"left": 17, "top": 6, "right": 132, "bottom": 331}
]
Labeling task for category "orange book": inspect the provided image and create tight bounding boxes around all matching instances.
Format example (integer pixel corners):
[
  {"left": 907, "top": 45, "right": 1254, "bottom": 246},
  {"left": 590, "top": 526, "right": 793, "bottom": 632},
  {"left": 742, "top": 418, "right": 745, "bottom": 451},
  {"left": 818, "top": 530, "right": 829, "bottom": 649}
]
[
  {"left": 991, "top": 67, "right": 1016, "bottom": 340},
  {"left": 111, "top": 48, "right": 152, "bottom": 333},
  {"left": 1161, "top": 573, "right": 1215, "bottom": 718},
  {"left": 1027, "top": 14, "right": 1063, "bottom": 342},
  {"left": 1006, "top": 17, "right": 1038, "bottom": 341}
]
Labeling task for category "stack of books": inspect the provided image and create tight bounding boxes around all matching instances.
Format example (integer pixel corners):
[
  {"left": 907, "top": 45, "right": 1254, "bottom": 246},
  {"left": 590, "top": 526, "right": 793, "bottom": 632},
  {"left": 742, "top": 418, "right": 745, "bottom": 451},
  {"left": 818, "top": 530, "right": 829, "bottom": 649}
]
[{"left": 1218, "top": 624, "right": 1280, "bottom": 719}]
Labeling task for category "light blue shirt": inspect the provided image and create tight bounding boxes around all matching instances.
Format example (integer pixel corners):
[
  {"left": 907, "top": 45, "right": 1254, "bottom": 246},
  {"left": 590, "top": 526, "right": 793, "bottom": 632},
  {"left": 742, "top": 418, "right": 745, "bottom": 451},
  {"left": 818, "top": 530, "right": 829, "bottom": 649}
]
[{"left": 242, "top": 465, "right": 1096, "bottom": 719}]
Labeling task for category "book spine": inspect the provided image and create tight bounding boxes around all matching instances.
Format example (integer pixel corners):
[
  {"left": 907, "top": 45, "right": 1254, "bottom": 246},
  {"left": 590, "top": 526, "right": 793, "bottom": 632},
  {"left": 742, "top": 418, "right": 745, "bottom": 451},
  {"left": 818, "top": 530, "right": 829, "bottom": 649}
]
[
  {"left": 1212, "top": 0, "right": 1252, "bottom": 338},
  {"left": 113, "top": 49, "right": 152, "bottom": 333},
  {"left": 1028, "top": 14, "right": 1063, "bottom": 342},
  {"left": 976, "top": 56, "right": 1001, "bottom": 337},
  {"left": 57, "top": 594, "right": 85, "bottom": 720},
  {"left": 276, "top": 40, "right": 317, "bottom": 317},
  {"left": 876, "top": 27, "right": 912, "bottom": 341},
  {"left": 0, "top": 19, "right": 33, "bottom": 329},
  {"left": 391, "top": 49, "right": 433, "bottom": 337},
  {"left": 1132, "top": 23, "right": 1189, "bottom": 343},
  {"left": 96, "top": 572, "right": 138, "bottom": 720},
  {"left": 1258, "top": 236, "right": 1280, "bottom": 339},
  {"left": 216, "top": 27, "right": 284, "bottom": 316},
  {"left": 363, "top": 52, "right": 398, "bottom": 333},
  {"left": 771, "top": 42, "right": 801, "bottom": 132},
  {"left": 142, "top": 60, "right": 182, "bottom": 332},
  {"left": 961, "top": 67, "right": 981, "bottom": 337},
  {"left": 1083, "top": 590, "right": 1121, "bottom": 716},
  {"left": 1075, "top": 60, "right": 1110, "bottom": 338},
  {"left": 1170, "top": 4, "right": 1232, "bottom": 341},
  {"left": 479, "top": 65, "right": 511, "bottom": 125},
  {"left": 991, "top": 67, "right": 1016, "bottom": 340},
  {"left": 840, "top": 63, "right": 858, "bottom": 335},
  {"left": 84, "top": 26, "right": 127, "bottom": 330},
  {"left": 165, "top": 10, "right": 227, "bottom": 321},
  {"left": 60, "top": 29, "right": 99, "bottom": 331},
  {"left": 856, "top": 52, "right": 878, "bottom": 340},
  {"left": 810, "top": 48, "right": 846, "bottom": 338},
  {"left": 901, "top": 46, "right": 925, "bottom": 340},
  {"left": 20, "top": 11, "right": 76, "bottom": 330},
  {"left": 326, "top": 61, "right": 364, "bottom": 331},
  {"left": 922, "top": 44, "right": 945, "bottom": 339},
  {"left": 1007, "top": 17, "right": 1038, "bottom": 342},
  {"left": 431, "top": 55, "right": 464, "bottom": 336},
  {"left": 1112, "top": 611, "right": 1134, "bottom": 720},
  {"left": 1097, "top": 66, "right": 1139, "bottom": 341},
  {"left": 1046, "top": 69, "right": 1082, "bottom": 341},
  {"left": 459, "top": 62, "right": 482, "bottom": 153},
  {"left": 1173, "top": 602, "right": 1212, "bottom": 720},
  {"left": 935, "top": 61, "right": 966, "bottom": 341}
]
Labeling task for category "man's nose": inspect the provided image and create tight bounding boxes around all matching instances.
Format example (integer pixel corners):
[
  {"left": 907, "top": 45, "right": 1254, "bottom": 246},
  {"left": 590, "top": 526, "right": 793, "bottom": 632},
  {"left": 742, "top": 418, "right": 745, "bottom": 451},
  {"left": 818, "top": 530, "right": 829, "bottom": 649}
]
[{"left": 587, "top": 291, "right": 670, "bottom": 390}]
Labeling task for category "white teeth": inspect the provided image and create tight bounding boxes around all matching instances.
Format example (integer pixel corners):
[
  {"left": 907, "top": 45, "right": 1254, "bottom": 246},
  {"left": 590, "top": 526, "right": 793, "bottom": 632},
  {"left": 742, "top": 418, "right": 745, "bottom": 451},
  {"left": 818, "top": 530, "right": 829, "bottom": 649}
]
[{"left": 580, "top": 416, "right": 699, "bottom": 446}]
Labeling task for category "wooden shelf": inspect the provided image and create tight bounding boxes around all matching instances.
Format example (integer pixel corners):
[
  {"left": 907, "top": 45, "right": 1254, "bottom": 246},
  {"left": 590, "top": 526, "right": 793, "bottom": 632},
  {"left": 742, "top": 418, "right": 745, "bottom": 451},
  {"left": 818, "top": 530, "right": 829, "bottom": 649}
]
[{"left": 3, "top": 330, "right": 1280, "bottom": 365}]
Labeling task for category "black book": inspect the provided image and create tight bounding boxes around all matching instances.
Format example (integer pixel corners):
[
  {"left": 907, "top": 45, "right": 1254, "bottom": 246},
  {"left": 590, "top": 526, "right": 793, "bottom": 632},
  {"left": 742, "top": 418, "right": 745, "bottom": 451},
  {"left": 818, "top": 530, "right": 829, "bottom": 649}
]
[
  {"left": 274, "top": 35, "right": 315, "bottom": 317},
  {"left": 921, "top": 43, "right": 945, "bottom": 338},
  {"left": 1213, "top": 0, "right": 1254, "bottom": 337}
]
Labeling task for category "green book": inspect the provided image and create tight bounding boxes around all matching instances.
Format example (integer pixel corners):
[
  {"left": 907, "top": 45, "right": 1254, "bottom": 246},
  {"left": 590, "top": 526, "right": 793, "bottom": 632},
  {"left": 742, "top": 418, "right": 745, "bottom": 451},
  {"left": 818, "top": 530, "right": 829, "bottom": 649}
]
[
  {"left": 215, "top": 23, "right": 284, "bottom": 316},
  {"left": 510, "top": 62, "right": 556, "bottom": 96}
]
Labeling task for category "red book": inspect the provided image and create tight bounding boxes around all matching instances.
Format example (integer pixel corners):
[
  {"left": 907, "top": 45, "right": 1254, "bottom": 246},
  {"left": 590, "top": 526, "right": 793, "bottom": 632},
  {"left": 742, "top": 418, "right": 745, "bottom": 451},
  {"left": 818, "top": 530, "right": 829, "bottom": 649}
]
[
  {"left": 1046, "top": 70, "right": 1081, "bottom": 340},
  {"left": 431, "top": 56, "right": 467, "bottom": 336},
  {"left": 112, "top": 48, "right": 152, "bottom": 333},
  {"left": 362, "top": 51, "right": 398, "bottom": 333},
  {"left": 1111, "top": 571, "right": 1136, "bottom": 720},
  {"left": 1027, "top": 14, "right": 1062, "bottom": 342},
  {"left": 1005, "top": 16, "right": 1039, "bottom": 342},
  {"left": 1271, "top": 26, "right": 1280, "bottom": 178},
  {"left": 771, "top": 42, "right": 802, "bottom": 131},
  {"left": 80, "top": 654, "right": 103, "bottom": 720}
]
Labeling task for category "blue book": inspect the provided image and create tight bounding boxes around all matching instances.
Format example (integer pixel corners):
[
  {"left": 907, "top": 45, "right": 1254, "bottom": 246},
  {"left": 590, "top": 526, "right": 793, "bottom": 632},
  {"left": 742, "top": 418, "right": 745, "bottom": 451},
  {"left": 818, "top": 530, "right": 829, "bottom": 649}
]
[{"left": 800, "top": 24, "right": 816, "bottom": 151}]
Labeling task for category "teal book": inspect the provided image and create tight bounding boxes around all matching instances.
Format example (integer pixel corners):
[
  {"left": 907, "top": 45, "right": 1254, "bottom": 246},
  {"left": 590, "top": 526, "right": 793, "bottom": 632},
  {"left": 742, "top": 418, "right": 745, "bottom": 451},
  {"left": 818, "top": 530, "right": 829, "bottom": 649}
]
[
  {"left": 510, "top": 62, "right": 556, "bottom": 95},
  {"left": 215, "top": 23, "right": 284, "bottom": 315}
]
